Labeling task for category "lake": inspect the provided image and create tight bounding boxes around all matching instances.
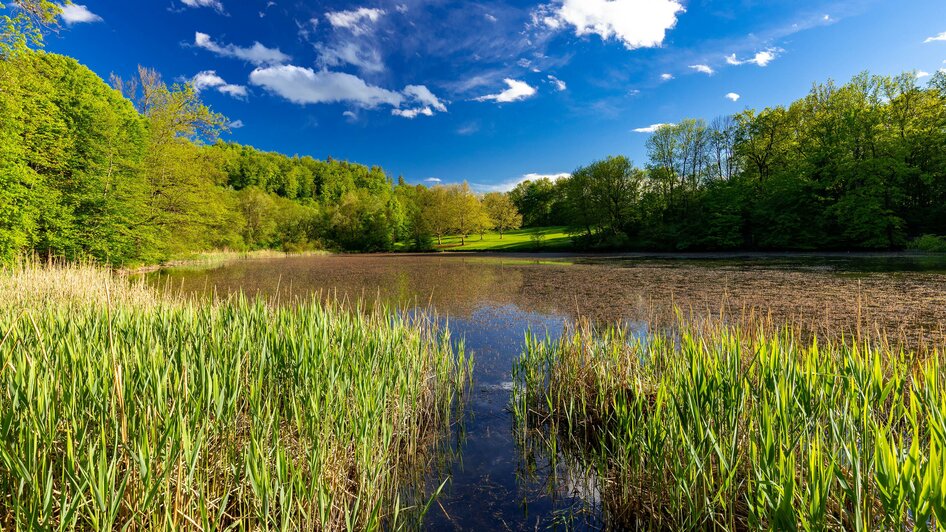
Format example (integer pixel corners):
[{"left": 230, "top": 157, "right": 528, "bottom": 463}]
[{"left": 147, "top": 253, "right": 946, "bottom": 530}]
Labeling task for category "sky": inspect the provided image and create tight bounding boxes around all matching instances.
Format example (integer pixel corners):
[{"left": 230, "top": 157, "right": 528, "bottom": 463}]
[{"left": 37, "top": 0, "right": 946, "bottom": 191}]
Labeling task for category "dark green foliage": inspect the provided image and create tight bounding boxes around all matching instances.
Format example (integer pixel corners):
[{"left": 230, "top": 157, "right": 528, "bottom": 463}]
[{"left": 547, "top": 71, "right": 946, "bottom": 251}]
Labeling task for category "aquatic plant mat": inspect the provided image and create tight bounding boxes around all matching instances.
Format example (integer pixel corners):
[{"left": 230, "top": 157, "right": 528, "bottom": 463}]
[
  {"left": 0, "top": 262, "right": 470, "bottom": 530},
  {"left": 514, "top": 316, "right": 946, "bottom": 530}
]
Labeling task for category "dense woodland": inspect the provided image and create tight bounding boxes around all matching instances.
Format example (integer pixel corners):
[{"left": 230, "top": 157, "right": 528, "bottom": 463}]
[
  {"left": 2, "top": 1, "right": 946, "bottom": 264},
  {"left": 513, "top": 72, "right": 946, "bottom": 250}
]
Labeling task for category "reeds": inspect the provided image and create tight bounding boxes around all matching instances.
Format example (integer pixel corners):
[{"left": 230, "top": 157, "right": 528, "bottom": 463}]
[
  {"left": 514, "top": 316, "right": 946, "bottom": 530},
  {"left": 0, "top": 262, "right": 470, "bottom": 530}
]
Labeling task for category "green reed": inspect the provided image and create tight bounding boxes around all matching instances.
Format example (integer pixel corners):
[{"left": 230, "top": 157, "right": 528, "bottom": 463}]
[
  {"left": 514, "top": 318, "right": 946, "bottom": 530},
  {"left": 0, "top": 262, "right": 470, "bottom": 530}
]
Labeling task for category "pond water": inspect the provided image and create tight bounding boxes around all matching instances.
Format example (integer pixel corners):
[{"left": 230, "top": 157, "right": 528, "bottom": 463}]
[{"left": 147, "top": 253, "right": 946, "bottom": 530}]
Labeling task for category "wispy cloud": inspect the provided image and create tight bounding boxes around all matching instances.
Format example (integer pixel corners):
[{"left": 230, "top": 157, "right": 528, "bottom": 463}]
[
  {"left": 547, "top": 75, "right": 567, "bottom": 91},
  {"left": 474, "top": 79, "right": 537, "bottom": 103},
  {"left": 725, "top": 48, "right": 780, "bottom": 67},
  {"left": 924, "top": 32, "right": 946, "bottom": 43},
  {"left": 58, "top": 4, "right": 102, "bottom": 25},
  {"left": 325, "top": 7, "right": 386, "bottom": 35},
  {"left": 180, "top": 0, "right": 224, "bottom": 13},
  {"left": 689, "top": 64, "right": 714, "bottom": 75},
  {"left": 473, "top": 172, "right": 571, "bottom": 193},
  {"left": 194, "top": 32, "right": 290, "bottom": 66},
  {"left": 633, "top": 123, "right": 672, "bottom": 133}
]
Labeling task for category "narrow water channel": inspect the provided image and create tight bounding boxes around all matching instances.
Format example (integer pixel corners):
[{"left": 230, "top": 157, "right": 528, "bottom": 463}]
[{"left": 147, "top": 253, "right": 946, "bottom": 529}]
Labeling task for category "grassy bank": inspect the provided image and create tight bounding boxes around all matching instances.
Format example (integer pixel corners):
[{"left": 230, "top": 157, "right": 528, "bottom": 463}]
[
  {"left": 514, "top": 318, "right": 946, "bottom": 530},
  {"left": 0, "top": 262, "right": 470, "bottom": 530},
  {"left": 434, "top": 227, "right": 572, "bottom": 252}
]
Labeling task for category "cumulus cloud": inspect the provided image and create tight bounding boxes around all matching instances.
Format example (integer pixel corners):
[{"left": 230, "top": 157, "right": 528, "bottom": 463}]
[
  {"left": 325, "top": 7, "right": 385, "bottom": 35},
  {"left": 190, "top": 70, "right": 248, "bottom": 100},
  {"left": 535, "top": 0, "right": 684, "bottom": 50},
  {"left": 916, "top": 70, "right": 931, "bottom": 79},
  {"left": 194, "top": 32, "right": 290, "bottom": 66},
  {"left": 689, "top": 64, "right": 714, "bottom": 75},
  {"left": 228, "top": 119, "right": 244, "bottom": 129},
  {"left": 250, "top": 65, "right": 447, "bottom": 118},
  {"left": 58, "top": 4, "right": 102, "bottom": 25},
  {"left": 924, "top": 32, "right": 946, "bottom": 43},
  {"left": 660, "top": 73, "right": 674, "bottom": 81},
  {"left": 250, "top": 66, "right": 402, "bottom": 107},
  {"left": 633, "top": 123, "right": 672, "bottom": 133},
  {"left": 485, "top": 13, "right": 498, "bottom": 23},
  {"left": 725, "top": 92, "right": 741, "bottom": 102},
  {"left": 474, "top": 79, "right": 537, "bottom": 103},
  {"left": 180, "top": 0, "right": 224, "bottom": 12},
  {"left": 726, "top": 49, "right": 780, "bottom": 67}
]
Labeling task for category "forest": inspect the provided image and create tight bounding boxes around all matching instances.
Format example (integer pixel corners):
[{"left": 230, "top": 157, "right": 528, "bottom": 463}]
[{"left": 2, "top": 2, "right": 946, "bottom": 264}]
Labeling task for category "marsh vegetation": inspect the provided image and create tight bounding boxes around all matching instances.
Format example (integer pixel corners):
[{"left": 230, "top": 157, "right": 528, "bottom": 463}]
[{"left": 0, "top": 262, "right": 470, "bottom": 530}]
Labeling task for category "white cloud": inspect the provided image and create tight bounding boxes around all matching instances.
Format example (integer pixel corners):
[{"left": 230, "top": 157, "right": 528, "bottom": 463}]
[
  {"left": 485, "top": 13, "right": 498, "bottom": 23},
  {"left": 547, "top": 75, "right": 567, "bottom": 91},
  {"left": 541, "top": 0, "right": 684, "bottom": 50},
  {"left": 689, "top": 64, "right": 714, "bottom": 75},
  {"left": 475, "top": 172, "right": 571, "bottom": 193},
  {"left": 403, "top": 85, "right": 447, "bottom": 112},
  {"left": 474, "top": 79, "right": 537, "bottom": 103},
  {"left": 916, "top": 70, "right": 931, "bottom": 79},
  {"left": 925, "top": 32, "right": 946, "bottom": 43},
  {"left": 180, "top": 0, "right": 223, "bottom": 12},
  {"left": 189, "top": 70, "right": 248, "bottom": 100},
  {"left": 316, "top": 41, "right": 384, "bottom": 73},
  {"left": 325, "top": 7, "right": 385, "bottom": 35},
  {"left": 228, "top": 119, "right": 244, "bottom": 129},
  {"left": 660, "top": 73, "right": 674, "bottom": 81},
  {"left": 725, "top": 92, "right": 741, "bottom": 102},
  {"left": 633, "top": 123, "right": 672, "bottom": 133},
  {"left": 194, "top": 32, "right": 290, "bottom": 66},
  {"left": 58, "top": 4, "right": 102, "bottom": 24},
  {"left": 392, "top": 107, "right": 434, "bottom": 119},
  {"left": 250, "top": 65, "right": 447, "bottom": 119},
  {"left": 424, "top": 177, "right": 442, "bottom": 183},
  {"left": 250, "top": 65, "right": 403, "bottom": 107},
  {"left": 726, "top": 49, "right": 780, "bottom": 67}
]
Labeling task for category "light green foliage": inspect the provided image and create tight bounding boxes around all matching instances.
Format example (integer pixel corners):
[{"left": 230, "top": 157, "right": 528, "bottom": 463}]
[
  {"left": 482, "top": 192, "right": 522, "bottom": 239},
  {"left": 514, "top": 320, "right": 946, "bottom": 530},
  {"left": 435, "top": 227, "right": 571, "bottom": 251},
  {"left": 0, "top": 262, "right": 470, "bottom": 530}
]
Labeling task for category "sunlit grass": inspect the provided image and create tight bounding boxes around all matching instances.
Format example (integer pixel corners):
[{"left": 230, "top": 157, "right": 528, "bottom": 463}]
[
  {"left": 435, "top": 227, "right": 572, "bottom": 252},
  {"left": 514, "top": 316, "right": 946, "bottom": 530},
  {"left": 0, "top": 262, "right": 470, "bottom": 530}
]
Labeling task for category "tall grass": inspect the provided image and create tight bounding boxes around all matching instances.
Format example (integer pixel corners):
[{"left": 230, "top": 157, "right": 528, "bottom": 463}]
[
  {"left": 514, "top": 317, "right": 946, "bottom": 530},
  {"left": 0, "top": 262, "right": 470, "bottom": 530}
]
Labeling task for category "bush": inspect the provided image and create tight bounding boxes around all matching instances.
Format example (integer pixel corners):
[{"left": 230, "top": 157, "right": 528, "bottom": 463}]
[{"left": 907, "top": 234, "right": 946, "bottom": 252}]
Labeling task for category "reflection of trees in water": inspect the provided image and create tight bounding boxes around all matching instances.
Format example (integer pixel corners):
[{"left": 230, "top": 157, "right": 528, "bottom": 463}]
[{"left": 150, "top": 256, "right": 946, "bottom": 344}]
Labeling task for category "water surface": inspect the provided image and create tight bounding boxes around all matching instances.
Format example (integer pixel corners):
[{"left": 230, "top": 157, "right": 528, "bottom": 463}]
[{"left": 148, "top": 253, "right": 946, "bottom": 529}]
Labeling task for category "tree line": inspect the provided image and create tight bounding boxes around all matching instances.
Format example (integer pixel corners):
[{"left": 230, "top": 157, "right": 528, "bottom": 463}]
[{"left": 510, "top": 71, "right": 946, "bottom": 250}]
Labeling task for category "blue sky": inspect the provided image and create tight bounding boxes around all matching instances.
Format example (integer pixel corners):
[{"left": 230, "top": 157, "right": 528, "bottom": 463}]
[{"left": 40, "top": 0, "right": 946, "bottom": 190}]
